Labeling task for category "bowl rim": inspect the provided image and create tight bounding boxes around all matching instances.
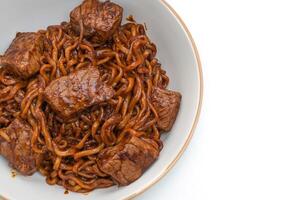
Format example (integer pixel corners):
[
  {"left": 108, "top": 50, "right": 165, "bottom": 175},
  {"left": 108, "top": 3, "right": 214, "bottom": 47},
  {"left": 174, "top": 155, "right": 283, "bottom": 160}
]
[
  {"left": 0, "top": 0, "right": 203, "bottom": 200},
  {"left": 124, "top": 0, "right": 204, "bottom": 199}
]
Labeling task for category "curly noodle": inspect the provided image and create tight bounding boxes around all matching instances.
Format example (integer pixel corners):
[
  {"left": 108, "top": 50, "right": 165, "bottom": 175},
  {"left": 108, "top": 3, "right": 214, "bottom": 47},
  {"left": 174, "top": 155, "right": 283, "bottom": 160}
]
[{"left": 0, "top": 19, "right": 168, "bottom": 193}]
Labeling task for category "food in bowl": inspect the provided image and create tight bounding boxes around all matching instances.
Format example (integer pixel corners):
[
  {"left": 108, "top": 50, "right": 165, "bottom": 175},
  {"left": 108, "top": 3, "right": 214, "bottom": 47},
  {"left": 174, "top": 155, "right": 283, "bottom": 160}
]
[{"left": 0, "top": 0, "right": 182, "bottom": 193}]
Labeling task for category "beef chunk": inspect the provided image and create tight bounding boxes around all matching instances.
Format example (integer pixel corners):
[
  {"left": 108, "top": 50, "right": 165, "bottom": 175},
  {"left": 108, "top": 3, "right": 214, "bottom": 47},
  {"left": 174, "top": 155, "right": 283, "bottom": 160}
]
[
  {"left": 70, "top": 0, "right": 123, "bottom": 43},
  {"left": 0, "top": 118, "right": 36, "bottom": 175},
  {"left": 0, "top": 32, "right": 44, "bottom": 79},
  {"left": 43, "top": 67, "right": 114, "bottom": 119},
  {"left": 151, "top": 87, "right": 181, "bottom": 132},
  {"left": 98, "top": 136, "right": 159, "bottom": 186}
]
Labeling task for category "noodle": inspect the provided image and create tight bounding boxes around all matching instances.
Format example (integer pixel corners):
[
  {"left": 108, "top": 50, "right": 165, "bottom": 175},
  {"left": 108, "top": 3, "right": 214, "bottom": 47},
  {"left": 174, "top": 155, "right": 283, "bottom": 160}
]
[{"left": 0, "top": 18, "right": 168, "bottom": 192}]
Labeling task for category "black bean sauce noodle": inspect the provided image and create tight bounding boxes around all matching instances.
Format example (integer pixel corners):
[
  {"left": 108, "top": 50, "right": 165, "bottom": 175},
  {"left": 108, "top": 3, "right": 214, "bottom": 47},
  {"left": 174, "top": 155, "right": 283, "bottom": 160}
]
[{"left": 0, "top": 19, "right": 169, "bottom": 192}]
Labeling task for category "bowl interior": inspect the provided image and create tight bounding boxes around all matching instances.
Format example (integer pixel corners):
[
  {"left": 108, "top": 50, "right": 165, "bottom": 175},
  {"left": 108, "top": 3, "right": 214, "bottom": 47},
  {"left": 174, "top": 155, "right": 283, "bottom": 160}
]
[{"left": 0, "top": 0, "right": 201, "bottom": 199}]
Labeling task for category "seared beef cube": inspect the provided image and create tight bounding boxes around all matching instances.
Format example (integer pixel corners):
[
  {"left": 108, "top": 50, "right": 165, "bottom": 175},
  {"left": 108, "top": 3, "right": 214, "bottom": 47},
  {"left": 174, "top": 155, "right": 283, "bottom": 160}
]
[
  {"left": 70, "top": 0, "right": 123, "bottom": 43},
  {"left": 0, "top": 118, "right": 36, "bottom": 175},
  {"left": 0, "top": 32, "right": 44, "bottom": 78},
  {"left": 43, "top": 67, "right": 114, "bottom": 119},
  {"left": 98, "top": 136, "right": 159, "bottom": 186},
  {"left": 151, "top": 87, "right": 181, "bottom": 132}
]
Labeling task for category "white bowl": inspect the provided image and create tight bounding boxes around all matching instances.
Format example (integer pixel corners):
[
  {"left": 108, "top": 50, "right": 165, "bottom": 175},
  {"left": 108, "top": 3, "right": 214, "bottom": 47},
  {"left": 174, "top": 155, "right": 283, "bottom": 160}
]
[{"left": 0, "top": 0, "right": 203, "bottom": 199}]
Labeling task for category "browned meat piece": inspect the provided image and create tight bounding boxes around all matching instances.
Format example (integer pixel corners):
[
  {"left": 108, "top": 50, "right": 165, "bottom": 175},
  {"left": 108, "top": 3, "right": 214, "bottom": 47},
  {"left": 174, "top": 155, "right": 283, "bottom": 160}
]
[
  {"left": 0, "top": 118, "right": 36, "bottom": 175},
  {"left": 70, "top": 0, "right": 123, "bottom": 43},
  {"left": 98, "top": 136, "right": 159, "bottom": 186},
  {"left": 43, "top": 67, "right": 114, "bottom": 119},
  {"left": 0, "top": 32, "right": 44, "bottom": 79},
  {"left": 151, "top": 87, "right": 182, "bottom": 132}
]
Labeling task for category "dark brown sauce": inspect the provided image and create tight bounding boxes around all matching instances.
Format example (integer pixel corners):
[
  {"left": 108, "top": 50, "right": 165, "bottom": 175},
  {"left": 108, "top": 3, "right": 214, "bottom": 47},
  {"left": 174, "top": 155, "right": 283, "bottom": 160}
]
[
  {"left": 126, "top": 15, "right": 135, "bottom": 22},
  {"left": 11, "top": 170, "right": 17, "bottom": 178}
]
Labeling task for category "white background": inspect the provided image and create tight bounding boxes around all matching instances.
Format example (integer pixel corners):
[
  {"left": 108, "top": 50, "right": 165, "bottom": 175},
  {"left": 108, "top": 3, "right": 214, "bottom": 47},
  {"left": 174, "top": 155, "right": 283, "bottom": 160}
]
[{"left": 139, "top": 0, "right": 300, "bottom": 199}]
